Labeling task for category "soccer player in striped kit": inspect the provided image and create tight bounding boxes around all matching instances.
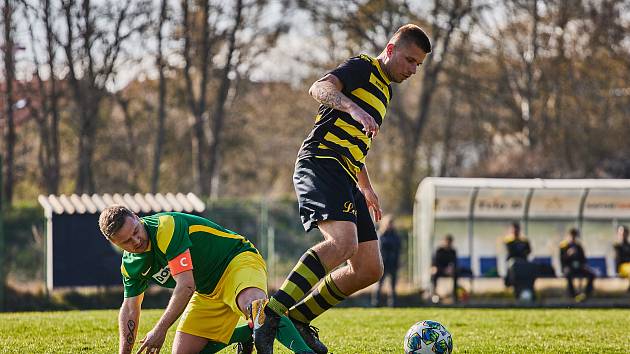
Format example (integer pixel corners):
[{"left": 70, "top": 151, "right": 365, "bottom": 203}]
[{"left": 251, "top": 24, "right": 432, "bottom": 354}]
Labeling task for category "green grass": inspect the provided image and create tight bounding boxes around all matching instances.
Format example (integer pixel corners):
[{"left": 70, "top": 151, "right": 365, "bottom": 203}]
[{"left": 1, "top": 308, "right": 628, "bottom": 353}]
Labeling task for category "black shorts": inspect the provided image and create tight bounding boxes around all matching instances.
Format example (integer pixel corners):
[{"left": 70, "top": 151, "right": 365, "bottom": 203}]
[{"left": 293, "top": 157, "right": 378, "bottom": 243}]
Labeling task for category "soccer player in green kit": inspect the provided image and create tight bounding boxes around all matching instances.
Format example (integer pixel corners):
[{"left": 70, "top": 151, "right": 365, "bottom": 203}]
[{"left": 98, "top": 205, "right": 314, "bottom": 354}]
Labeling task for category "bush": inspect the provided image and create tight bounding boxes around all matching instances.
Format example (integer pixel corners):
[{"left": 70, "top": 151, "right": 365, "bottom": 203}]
[{"left": 2, "top": 202, "right": 46, "bottom": 283}]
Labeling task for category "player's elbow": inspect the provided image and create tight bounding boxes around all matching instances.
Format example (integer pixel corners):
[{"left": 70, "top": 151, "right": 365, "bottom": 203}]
[
  {"left": 309, "top": 76, "right": 339, "bottom": 98},
  {"left": 180, "top": 281, "right": 196, "bottom": 296},
  {"left": 308, "top": 81, "right": 321, "bottom": 98}
]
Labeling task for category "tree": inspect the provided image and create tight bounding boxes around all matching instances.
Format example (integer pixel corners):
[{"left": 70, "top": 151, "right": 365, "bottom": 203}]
[
  {"left": 60, "top": 0, "right": 150, "bottom": 193},
  {"left": 151, "top": 0, "right": 168, "bottom": 193},
  {"left": 114, "top": 93, "right": 140, "bottom": 188},
  {"left": 180, "top": 0, "right": 289, "bottom": 197},
  {"left": 204, "top": 0, "right": 243, "bottom": 198},
  {"left": 24, "top": 0, "right": 62, "bottom": 195},
  {"left": 393, "top": 0, "right": 473, "bottom": 212},
  {"left": 437, "top": 29, "right": 473, "bottom": 177},
  {"left": 205, "top": 0, "right": 290, "bottom": 197},
  {"left": 180, "top": 0, "right": 213, "bottom": 195},
  {"left": 2, "top": 0, "right": 17, "bottom": 207},
  {"left": 494, "top": 0, "right": 542, "bottom": 147}
]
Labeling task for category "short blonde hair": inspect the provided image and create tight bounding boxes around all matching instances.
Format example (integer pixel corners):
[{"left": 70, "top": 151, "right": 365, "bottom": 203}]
[{"left": 390, "top": 24, "right": 432, "bottom": 53}]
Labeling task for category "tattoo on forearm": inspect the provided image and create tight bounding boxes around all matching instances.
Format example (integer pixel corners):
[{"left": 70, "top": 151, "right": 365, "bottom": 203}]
[
  {"left": 312, "top": 83, "right": 345, "bottom": 111},
  {"left": 186, "top": 286, "right": 195, "bottom": 296},
  {"left": 126, "top": 320, "right": 135, "bottom": 345}
]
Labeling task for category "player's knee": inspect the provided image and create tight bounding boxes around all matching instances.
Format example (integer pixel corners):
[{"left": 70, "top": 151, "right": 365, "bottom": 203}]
[
  {"left": 363, "top": 268, "right": 384, "bottom": 287},
  {"left": 353, "top": 261, "right": 384, "bottom": 285},
  {"left": 334, "top": 237, "right": 358, "bottom": 260},
  {"left": 369, "top": 262, "right": 385, "bottom": 283},
  {"left": 172, "top": 333, "right": 207, "bottom": 354}
]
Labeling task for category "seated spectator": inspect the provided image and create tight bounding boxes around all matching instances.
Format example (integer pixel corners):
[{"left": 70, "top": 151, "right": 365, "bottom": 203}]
[
  {"left": 503, "top": 222, "right": 536, "bottom": 301},
  {"left": 509, "top": 258, "right": 538, "bottom": 301},
  {"left": 560, "top": 228, "right": 595, "bottom": 301},
  {"left": 430, "top": 234, "right": 458, "bottom": 303},
  {"left": 613, "top": 225, "right": 630, "bottom": 291},
  {"left": 504, "top": 222, "right": 531, "bottom": 263}
]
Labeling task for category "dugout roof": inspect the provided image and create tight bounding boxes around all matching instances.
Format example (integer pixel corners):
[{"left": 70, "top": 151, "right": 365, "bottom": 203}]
[{"left": 37, "top": 192, "right": 206, "bottom": 216}]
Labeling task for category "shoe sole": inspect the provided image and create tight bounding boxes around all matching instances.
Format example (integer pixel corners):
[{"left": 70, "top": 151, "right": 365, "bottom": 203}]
[{"left": 250, "top": 299, "right": 268, "bottom": 334}]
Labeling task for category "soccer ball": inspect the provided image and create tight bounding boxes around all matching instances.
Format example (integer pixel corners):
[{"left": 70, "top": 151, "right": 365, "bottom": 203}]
[{"left": 403, "top": 320, "right": 453, "bottom": 354}]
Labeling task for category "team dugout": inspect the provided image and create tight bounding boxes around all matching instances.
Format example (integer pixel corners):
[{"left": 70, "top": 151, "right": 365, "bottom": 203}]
[
  {"left": 413, "top": 178, "right": 630, "bottom": 290},
  {"left": 37, "top": 193, "right": 205, "bottom": 291}
]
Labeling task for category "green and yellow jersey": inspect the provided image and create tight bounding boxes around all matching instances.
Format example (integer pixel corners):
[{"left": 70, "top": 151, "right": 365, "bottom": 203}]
[
  {"left": 297, "top": 54, "right": 392, "bottom": 182},
  {"left": 120, "top": 212, "right": 259, "bottom": 298}
]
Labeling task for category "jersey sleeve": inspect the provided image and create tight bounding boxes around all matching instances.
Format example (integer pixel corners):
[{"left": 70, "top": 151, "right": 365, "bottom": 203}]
[
  {"left": 155, "top": 214, "right": 193, "bottom": 261},
  {"left": 122, "top": 274, "right": 148, "bottom": 298},
  {"left": 328, "top": 56, "right": 371, "bottom": 94}
]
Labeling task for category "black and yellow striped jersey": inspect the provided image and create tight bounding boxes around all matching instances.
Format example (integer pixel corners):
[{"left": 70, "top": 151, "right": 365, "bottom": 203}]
[{"left": 297, "top": 54, "right": 392, "bottom": 182}]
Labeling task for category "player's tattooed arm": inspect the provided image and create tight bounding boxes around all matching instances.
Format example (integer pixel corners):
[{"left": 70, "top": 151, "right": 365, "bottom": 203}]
[
  {"left": 309, "top": 74, "right": 355, "bottom": 112},
  {"left": 309, "top": 79, "right": 347, "bottom": 111},
  {"left": 118, "top": 294, "right": 143, "bottom": 354},
  {"left": 309, "top": 74, "right": 380, "bottom": 137}
]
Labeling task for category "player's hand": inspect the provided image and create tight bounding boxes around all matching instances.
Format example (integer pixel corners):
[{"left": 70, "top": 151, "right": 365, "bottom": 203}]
[
  {"left": 136, "top": 326, "right": 167, "bottom": 354},
  {"left": 359, "top": 185, "right": 382, "bottom": 222},
  {"left": 349, "top": 106, "right": 379, "bottom": 138},
  {"left": 446, "top": 265, "right": 455, "bottom": 275}
]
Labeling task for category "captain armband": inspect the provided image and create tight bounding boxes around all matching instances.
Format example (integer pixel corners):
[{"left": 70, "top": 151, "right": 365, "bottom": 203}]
[{"left": 169, "top": 249, "right": 194, "bottom": 275}]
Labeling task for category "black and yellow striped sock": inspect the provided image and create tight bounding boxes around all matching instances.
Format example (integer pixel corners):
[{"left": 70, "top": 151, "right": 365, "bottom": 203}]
[
  {"left": 267, "top": 249, "right": 327, "bottom": 316},
  {"left": 288, "top": 274, "right": 347, "bottom": 324}
]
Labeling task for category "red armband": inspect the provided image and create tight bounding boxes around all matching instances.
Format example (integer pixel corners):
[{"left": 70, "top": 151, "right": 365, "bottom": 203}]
[{"left": 169, "top": 249, "right": 194, "bottom": 275}]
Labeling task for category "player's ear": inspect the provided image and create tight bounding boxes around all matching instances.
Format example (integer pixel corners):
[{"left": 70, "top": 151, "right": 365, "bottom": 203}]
[{"left": 386, "top": 43, "right": 395, "bottom": 57}]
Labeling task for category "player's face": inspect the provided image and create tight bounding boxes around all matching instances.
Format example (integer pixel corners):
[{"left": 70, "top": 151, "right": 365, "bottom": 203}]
[
  {"left": 110, "top": 216, "right": 149, "bottom": 253},
  {"left": 387, "top": 42, "right": 427, "bottom": 83},
  {"left": 618, "top": 226, "right": 628, "bottom": 241}
]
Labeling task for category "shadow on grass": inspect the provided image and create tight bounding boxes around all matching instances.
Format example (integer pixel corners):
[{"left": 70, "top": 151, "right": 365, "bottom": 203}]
[{"left": 3, "top": 284, "right": 173, "bottom": 312}]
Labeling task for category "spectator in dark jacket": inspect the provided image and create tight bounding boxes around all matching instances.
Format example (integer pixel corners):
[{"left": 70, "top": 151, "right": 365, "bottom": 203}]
[
  {"left": 503, "top": 222, "right": 537, "bottom": 301},
  {"left": 430, "top": 234, "right": 458, "bottom": 303},
  {"left": 372, "top": 215, "right": 402, "bottom": 307},
  {"left": 560, "top": 228, "right": 595, "bottom": 300},
  {"left": 613, "top": 225, "right": 630, "bottom": 291},
  {"left": 504, "top": 222, "right": 531, "bottom": 262}
]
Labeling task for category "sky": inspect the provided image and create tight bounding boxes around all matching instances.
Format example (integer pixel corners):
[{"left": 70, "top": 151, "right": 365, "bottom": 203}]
[{"left": 9, "top": 0, "right": 323, "bottom": 91}]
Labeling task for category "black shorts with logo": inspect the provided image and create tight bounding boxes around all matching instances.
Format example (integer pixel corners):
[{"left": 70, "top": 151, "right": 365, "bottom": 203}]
[{"left": 293, "top": 157, "right": 378, "bottom": 243}]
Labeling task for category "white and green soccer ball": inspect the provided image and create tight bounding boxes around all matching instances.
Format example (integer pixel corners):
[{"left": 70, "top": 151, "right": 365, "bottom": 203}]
[{"left": 403, "top": 320, "right": 453, "bottom": 354}]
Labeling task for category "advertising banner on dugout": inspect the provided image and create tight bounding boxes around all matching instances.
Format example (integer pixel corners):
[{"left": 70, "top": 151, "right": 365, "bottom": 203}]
[
  {"left": 473, "top": 188, "right": 528, "bottom": 219},
  {"left": 583, "top": 189, "right": 630, "bottom": 219}
]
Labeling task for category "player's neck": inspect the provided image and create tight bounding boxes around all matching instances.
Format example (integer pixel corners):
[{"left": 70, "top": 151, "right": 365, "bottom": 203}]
[{"left": 376, "top": 53, "right": 393, "bottom": 82}]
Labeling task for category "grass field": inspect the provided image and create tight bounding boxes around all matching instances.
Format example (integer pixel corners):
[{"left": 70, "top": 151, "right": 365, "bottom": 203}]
[{"left": 1, "top": 307, "right": 628, "bottom": 353}]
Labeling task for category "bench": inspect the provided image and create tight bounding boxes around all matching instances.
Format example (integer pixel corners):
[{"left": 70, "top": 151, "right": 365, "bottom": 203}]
[
  {"left": 532, "top": 257, "right": 556, "bottom": 278},
  {"left": 480, "top": 257, "right": 498, "bottom": 277},
  {"left": 587, "top": 257, "right": 607, "bottom": 277}
]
